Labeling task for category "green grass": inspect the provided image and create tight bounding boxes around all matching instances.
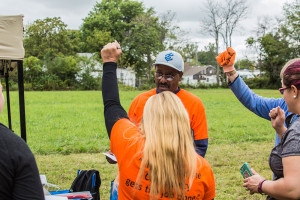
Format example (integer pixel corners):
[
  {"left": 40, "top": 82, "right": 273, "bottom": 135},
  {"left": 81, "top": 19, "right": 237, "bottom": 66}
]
[
  {"left": 189, "top": 88, "right": 282, "bottom": 143},
  {"left": 1, "top": 90, "right": 141, "bottom": 154},
  {"left": 1, "top": 88, "right": 282, "bottom": 199},
  {"left": 35, "top": 142, "right": 274, "bottom": 200}
]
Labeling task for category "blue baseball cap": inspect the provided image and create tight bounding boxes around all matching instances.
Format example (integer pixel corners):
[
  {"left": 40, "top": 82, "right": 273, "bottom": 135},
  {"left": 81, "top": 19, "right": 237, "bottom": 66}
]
[{"left": 153, "top": 50, "right": 184, "bottom": 72}]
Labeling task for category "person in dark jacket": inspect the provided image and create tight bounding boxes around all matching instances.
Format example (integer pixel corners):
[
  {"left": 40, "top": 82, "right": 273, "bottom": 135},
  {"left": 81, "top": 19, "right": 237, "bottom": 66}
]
[{"left": 0, "top": 82, "right": 44, "bottom": 200}]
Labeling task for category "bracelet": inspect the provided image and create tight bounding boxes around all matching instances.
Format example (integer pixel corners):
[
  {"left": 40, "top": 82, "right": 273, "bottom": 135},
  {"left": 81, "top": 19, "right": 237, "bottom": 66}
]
[
  {"left": 226, "top": 69, "right": 236, "bottom": 76},
  {"left": 258, "top": 179, "right": 266, "bottom": 194}
]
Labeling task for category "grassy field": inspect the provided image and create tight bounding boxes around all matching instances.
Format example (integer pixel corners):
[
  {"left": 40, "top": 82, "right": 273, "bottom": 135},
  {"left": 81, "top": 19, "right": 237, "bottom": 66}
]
[{"left": 1, "top": 88, "right": 282, "bottom": 199}]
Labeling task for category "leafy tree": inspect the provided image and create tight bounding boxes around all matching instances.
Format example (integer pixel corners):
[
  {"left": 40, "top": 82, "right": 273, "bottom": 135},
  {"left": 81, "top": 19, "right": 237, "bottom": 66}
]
[
  {"left": 197, "top": 43, "right": 217, "bottom": 66},
  {"left": 80, "top": 0, "right": 179, "bottom": 81},
  {"left": 260, "top": 33, "right": 291, "bottom": 85},
  {"left": 80, "top": 0, "right": 144, "bottom": 53},
  {"left": 80, "top": 0, "right": 149, "bottom": 81},
  {"left": 23, "top": 56, "right": 43, "bottom": 88},
  {"left": 175, "top": 43, "right": 198, "bottom": 64},
  {"left": 246, "top": 0, "right": 299, "bottom": 87},
  {"left": 67, "top": 29, "right": 83, "bottom": 53},
  {"left": 279, "top": 0, "right": 299, "bottom": 57},
  {"left": 76, "top": 55, "right": 101, "bottom": 90},
  {"left": 46, "top": 56, "right": 80, "bottom": 88},
  {"left": 123, "top": 9, "right": 164, "bottom": 79},
  {"left": 236, "top": 59, "right": 256, "bottom": 70},
  {"left": 24, "top": 17, "right": 75, "bottom": 59},
  {"left": 245, "top": 16, "right": 277, "bottom": 70}
]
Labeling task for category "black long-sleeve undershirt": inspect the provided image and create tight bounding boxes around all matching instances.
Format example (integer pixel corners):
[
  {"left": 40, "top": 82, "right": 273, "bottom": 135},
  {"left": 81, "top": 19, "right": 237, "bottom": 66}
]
[{"left": 102, "top": 62, "right": 129, "bottom": 138}]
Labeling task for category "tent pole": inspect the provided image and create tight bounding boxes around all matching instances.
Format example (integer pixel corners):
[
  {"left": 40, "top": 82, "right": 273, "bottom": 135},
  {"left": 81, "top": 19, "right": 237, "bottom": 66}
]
[
  {"left": 17, "top": 60, "right": 26, "bottom": 142},
  {"left": 5, "top": 72, "right": 12, "bottom": 129}
]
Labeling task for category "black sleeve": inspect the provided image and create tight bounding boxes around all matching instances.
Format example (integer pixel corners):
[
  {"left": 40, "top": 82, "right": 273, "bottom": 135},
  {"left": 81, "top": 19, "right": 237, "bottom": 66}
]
[{"left": 102, "top": 62, "right": 129, "bottom": 138}]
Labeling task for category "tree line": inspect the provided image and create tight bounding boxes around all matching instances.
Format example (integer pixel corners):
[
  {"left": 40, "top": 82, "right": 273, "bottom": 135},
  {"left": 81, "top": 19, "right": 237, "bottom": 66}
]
[
  {"left": 200, "top": 0, "right": 299, "bottom": 87},
  {"left": 8, "top": 0, "right": 299, "bottom": 90}
]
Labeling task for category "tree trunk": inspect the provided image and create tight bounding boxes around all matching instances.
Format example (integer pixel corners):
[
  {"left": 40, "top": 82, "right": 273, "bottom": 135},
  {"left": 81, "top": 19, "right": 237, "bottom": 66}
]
[
  {"left": 215, "top": 31, "right": 220, "bottom": 85},
  {"left": 147, "top": 52, "right": 152, "bottom": 81}
]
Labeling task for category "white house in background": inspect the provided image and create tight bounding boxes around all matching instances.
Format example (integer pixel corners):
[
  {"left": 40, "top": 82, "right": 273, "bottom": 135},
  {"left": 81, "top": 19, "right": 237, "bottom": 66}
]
[
  {"left": 182, "top": 64, "right": 217, "bottom": 86},
  {"left": 78, "top": 53, "right": 136, "bottom": 87},
  {"left": 78, "top": 52, "right": 94, "bottom": 59},
  {"left": 77, "top": 53, "right": 102, "bottom": 78},
  {"left": 237, "top": 69, "right": 262, "bottom": 79},
  {"left": 117, "top": 68, "right": 136, "bottom": 87}
]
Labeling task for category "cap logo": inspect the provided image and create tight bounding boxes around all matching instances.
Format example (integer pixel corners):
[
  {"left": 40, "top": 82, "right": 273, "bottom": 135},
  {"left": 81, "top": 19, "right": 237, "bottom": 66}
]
[{"left": 165, "top": 53, "right": 174, "bottom": 62}]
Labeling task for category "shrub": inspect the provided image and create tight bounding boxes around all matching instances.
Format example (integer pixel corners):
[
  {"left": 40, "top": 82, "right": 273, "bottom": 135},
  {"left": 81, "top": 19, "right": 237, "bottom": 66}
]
[
  {"left": 137, "top": 82, "right": 155, "bottom": 90},
  {"left": 118, "top": 82, "right": 136, "bottom": 91},
  {"left": 180, "top": 82, "right": 221, "bottom": 89},
  {"left": 244, "top": 77, "right": 272, "bottom": 89},
  {"left": 24, "top": 82, "right": 33, "bottom": 91}
]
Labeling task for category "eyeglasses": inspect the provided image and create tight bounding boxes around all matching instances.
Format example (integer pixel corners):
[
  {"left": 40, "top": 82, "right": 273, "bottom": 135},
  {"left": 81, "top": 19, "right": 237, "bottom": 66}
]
[
  {"left": 155, "top": 72, "right": 178, "bottom": 81},
  {"left": 279, "top": 87, "right": 289, "bottom": 95}
]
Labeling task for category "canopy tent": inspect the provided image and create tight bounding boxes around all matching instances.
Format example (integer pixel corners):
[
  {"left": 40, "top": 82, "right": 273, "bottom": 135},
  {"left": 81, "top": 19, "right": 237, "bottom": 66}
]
[{"left": 0, "top": 15, "right": 27, "bottom": 141}]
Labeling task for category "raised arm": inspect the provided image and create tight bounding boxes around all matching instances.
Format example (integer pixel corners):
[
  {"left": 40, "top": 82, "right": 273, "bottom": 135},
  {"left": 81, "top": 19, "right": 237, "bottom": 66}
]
[
  {"left": 101, "top": 41, "right": 128, "bottom": 137},
  {"left": 216, "top": 47, "right": 288, "bottom": 120},
  {"left": 229, "top": 76, "right": 287, "bottom": 120}
]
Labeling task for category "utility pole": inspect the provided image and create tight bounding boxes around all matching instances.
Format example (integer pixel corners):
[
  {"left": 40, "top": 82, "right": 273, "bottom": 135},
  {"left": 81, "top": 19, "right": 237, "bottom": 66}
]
[
  {"left": 193, "top": 41, "right": 201, "bottom": 66},
  {"left": 195, "top": 43, "right": 198, "bottom": 66}
]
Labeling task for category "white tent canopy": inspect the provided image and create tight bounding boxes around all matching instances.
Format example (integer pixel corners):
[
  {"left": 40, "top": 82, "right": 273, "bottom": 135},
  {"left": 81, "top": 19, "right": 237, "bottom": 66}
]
[
  {"left": 0, "top": 14, "right": 27, "bottom": 141},
  {"left": 0, "top": 15, "right": 24, "bottom": 60}
]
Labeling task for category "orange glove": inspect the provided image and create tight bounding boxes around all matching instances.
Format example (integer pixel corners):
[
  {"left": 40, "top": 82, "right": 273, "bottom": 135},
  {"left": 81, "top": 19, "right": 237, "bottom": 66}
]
[{"left": 216, "top": 47, "right": 236, "bottom": 72}]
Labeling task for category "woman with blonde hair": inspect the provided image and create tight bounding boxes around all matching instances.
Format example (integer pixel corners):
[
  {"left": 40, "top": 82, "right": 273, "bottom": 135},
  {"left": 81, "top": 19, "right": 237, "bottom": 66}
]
[{"left": 101, "top": 41, "right": 215, "bottom": 200}]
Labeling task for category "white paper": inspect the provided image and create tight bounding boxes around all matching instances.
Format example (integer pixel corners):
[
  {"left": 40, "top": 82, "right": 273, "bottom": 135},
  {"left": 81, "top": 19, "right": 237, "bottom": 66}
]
[
  {"left": 40, "top": 174, "right": 47, "bottom": 185},
  {"left": 45, "top": 196, "right": 68, "bottom": 200},
  {"left": 102, "top": 152, "right": 117, "bottom": 162}
]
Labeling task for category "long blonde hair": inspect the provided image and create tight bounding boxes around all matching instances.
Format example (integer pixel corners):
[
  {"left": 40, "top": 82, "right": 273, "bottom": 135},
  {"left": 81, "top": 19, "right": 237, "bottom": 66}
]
[{"left": 138, "top": 91, "right": 198, "bottom": 199}]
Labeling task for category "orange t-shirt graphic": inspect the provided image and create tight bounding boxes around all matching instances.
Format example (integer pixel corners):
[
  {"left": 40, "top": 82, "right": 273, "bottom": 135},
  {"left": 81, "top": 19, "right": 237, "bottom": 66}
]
[
  {"left": 110, "top": 119, "right": 215, "bottom": 200},
  {"left": 128, "top": 88, "right": 208, "bottom": 141}
]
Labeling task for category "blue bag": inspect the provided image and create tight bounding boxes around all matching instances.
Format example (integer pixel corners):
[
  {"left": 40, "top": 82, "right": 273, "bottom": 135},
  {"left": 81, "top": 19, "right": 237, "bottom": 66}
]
[
  {"left": 70, "top": 170, "right": 101, "bottom": 200},
  {"left": 110, "top": 180, "right": 118, "bottom": 200}
]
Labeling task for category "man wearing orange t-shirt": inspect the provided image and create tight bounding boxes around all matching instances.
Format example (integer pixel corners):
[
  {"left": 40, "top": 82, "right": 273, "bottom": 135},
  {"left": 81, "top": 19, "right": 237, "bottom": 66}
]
[
  {"left": 128, "top": 50, "right": 208, "bottom": 158},
  {"left": 101, "top": 41, "right": 215, "bottom": 200}
]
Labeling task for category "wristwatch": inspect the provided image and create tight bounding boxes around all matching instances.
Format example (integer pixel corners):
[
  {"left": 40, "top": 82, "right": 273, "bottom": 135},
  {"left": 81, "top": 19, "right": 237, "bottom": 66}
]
[{"left": 226, "top": 70, "right": 237, "bottom": 76}]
